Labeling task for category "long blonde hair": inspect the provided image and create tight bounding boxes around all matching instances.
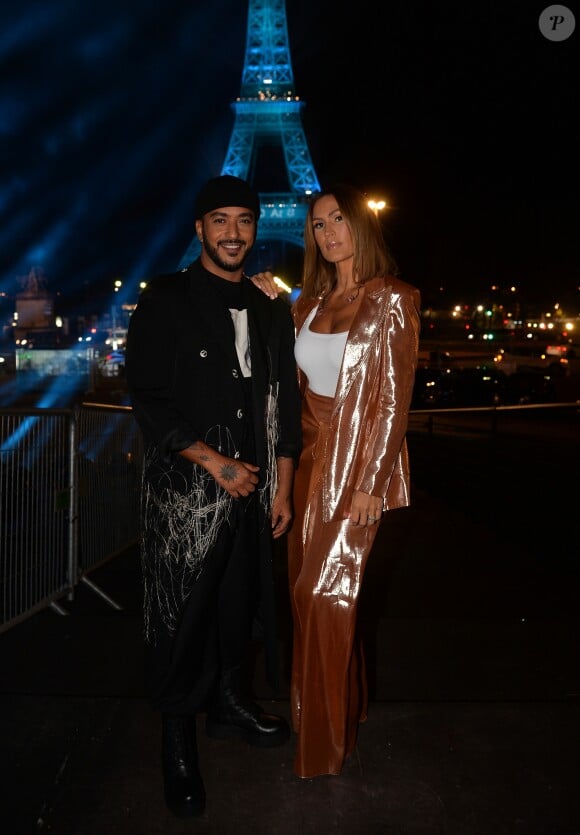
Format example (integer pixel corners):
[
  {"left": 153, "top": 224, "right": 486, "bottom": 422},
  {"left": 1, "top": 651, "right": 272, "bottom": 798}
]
[{"left": 300, "top": 182, "right": 397, "bottom": 300}]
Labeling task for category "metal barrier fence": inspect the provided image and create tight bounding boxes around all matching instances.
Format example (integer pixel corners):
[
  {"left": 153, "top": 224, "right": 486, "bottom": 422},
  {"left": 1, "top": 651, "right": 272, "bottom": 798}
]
[
  {"left": 0, "top": 403, "right": 142, "bottom": 633},
  {"left": 1, "top": 398, "right": 577, "bottom": 634}
]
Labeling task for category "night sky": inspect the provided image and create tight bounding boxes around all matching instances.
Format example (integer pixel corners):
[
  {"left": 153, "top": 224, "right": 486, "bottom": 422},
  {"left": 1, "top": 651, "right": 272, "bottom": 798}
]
[{"left": 1, "top": 0, "right": 577, "bottom": 319}]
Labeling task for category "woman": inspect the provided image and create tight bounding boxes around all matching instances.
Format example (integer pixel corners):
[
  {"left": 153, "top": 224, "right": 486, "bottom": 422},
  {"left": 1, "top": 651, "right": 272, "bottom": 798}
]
[{"left": 254, "top": 183, "right": 421, "bottom": 778}]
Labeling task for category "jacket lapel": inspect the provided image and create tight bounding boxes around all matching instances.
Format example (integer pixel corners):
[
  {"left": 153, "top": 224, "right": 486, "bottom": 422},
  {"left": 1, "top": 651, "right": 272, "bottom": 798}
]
[
  {"left": 244, "top": 280, "right": 272, "bottom": 469},
  {"left": 333, "top": 277, "right": 389, "bottom": 413},
  {"left": 186, "top": 263, "right": 242, "bottom": 370},
  {"left": 292, "top": 278, "right": 392, "bottom": 413},
  {"left": 244, "top": 279, "right": 270, "bottom": 390}
]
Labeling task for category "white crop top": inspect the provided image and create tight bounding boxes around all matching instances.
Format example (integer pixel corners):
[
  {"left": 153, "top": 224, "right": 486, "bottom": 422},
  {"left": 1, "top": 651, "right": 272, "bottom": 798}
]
[{"left": 294, "top": 306, "right": 348, "bottom": 397}]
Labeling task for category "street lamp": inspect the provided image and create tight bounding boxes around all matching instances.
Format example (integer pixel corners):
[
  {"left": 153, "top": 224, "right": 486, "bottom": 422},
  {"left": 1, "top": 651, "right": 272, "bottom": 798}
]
[
  {"left": 112, "top": 280, "right": 122, "bottom": 349},
  {"left": 368, "top": 199, "right": 387, "bottom": 218}
]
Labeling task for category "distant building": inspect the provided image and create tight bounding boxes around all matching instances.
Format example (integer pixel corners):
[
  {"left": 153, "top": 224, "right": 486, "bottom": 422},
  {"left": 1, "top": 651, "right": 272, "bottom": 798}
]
[{"left": 14, "top": 267, "right": 62, "bottom": 347}]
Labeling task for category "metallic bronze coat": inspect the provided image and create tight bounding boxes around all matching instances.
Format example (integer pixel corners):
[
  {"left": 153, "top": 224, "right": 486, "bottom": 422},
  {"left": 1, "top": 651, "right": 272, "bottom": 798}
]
[{"left": 288, "top": 275, "right": 421, "bottom": 777}]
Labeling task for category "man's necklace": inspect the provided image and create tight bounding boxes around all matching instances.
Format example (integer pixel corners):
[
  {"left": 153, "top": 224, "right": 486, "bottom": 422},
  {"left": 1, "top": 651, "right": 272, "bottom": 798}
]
[{"left": 315, "top": 284, "right": 361, "bottom": 317}]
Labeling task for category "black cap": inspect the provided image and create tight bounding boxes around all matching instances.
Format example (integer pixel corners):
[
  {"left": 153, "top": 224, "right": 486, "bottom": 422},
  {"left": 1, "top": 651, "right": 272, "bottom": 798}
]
[{"left": 194, "top": 175, "right": 261, "bottom": 220}]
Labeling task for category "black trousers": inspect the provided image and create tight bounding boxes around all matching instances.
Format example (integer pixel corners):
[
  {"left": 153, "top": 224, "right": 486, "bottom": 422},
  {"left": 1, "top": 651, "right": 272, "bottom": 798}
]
[{"left": 145, "top": 497, "right": 260, "bottom": 714}]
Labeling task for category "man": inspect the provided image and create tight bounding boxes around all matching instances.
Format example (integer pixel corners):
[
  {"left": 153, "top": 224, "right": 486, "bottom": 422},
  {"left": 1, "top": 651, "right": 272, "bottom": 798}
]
[{"left": 125, "top": 175, "right": 302, "bottom": 818}]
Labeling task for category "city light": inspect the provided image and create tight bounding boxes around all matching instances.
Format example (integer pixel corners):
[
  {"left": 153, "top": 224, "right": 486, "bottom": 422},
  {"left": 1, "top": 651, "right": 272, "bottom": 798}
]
[
  {"left": 273, "top": 275, "right": 292, "bottom": 293},
  {"left": 367, "top": 199, "right": 387, "bottom": 218}
]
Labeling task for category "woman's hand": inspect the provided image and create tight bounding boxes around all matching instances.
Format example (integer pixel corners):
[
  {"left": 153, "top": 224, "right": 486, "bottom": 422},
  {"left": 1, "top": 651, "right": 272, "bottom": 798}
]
[
  {"left": 345, "top": 490, "right": 383, "bottom": 527},
  {"left": 249, "top": 271, "right": 281, "bottom": 299}
]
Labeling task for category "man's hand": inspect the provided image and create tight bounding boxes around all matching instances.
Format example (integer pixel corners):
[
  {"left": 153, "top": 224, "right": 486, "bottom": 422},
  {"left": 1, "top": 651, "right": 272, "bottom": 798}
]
[
  {"left": 210, "top": 456, "right": 260, "bottom": 498},
  {"left": 249, "top": 270, "right": 282, "bottom": 299},
  {"left": 270, "top": 456, "right": 295, "bottom": 538},
  {"left": 180, "top": 441, "right": 259, "bottom": 498},
  {"left": 270, "top": 493, "right": 292, "bottom": 539}
]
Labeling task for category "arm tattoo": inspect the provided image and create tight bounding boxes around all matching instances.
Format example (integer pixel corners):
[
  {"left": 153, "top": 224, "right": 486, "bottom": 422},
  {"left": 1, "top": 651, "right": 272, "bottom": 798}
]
[
  {"left": 220, "top": 463, "right": 238, "bottom": 482},
  {"left": 191, "top": 441, "right": 211, "bottom": 464},
  {"left": 191, "top": 442, "right": 211, "bottom": 463}
]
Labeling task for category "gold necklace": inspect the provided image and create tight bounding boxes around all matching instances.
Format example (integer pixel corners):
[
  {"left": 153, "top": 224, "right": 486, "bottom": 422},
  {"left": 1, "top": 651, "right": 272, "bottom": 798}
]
[{"left": 315, "top": 284, "right": 361, "bottom": 317}]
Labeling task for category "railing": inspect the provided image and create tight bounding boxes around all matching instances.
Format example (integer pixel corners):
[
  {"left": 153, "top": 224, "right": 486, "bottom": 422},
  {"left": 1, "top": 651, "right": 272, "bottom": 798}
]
[
  {"left": 408, "top": 400, "right": 580, "bottom": 437},
  {"left": 0, "top": 403, "right": 142, "bottom": 633},
  {"left": 1, "top": 399, "right": 577, "bottom": 634}
]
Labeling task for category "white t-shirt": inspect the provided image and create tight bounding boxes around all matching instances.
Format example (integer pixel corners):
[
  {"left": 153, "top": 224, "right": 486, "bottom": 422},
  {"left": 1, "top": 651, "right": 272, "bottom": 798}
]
[
  {"left": 229, "top": 308, "right": 251, "bottom": 378},
  {"left": 294, "top": 306, "right": 348, "bottom": 397}
]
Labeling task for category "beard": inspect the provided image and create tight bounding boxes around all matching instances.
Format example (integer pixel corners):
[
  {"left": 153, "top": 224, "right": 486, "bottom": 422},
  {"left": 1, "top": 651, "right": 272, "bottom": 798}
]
[{"left": 202, "top": 235, "right": 253, "bottom": 273}]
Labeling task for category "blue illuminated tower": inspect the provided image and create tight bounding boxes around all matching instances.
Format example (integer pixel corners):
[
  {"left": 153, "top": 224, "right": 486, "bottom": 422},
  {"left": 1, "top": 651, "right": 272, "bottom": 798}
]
[{"left": 179, "top": 0, "right": 321, "bottom": 268}]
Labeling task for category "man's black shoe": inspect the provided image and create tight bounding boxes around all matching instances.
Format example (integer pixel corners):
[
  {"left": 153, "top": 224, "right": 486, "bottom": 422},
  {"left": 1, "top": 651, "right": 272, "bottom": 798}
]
[
  {"left": 162, "top": 714, "right": 206, "bottom": 818},
  {"left": 206, "top": 689, "right": 290, "bottom": 748}
]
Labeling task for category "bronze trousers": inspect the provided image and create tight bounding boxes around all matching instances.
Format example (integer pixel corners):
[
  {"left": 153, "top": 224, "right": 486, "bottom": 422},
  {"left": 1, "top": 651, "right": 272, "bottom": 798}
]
[{"left": 288, "top": 387, "right": 380, "bottom": 778}]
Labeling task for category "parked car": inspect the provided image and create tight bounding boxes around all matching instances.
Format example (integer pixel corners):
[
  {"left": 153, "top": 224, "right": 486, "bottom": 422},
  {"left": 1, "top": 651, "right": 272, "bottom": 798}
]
[
  {"left": 411, "top": 367, "right": 456, "bottom": 408},
  {"left": 545, "top": 341, "right": 577, "bottom": 359},
  {"left": 417, "top": 349, "right": 455, "bottom": 370},
  {"left": 411, "top": 366, "right": 507, "bottom": 408},
  {"left": 503, "top": 370, "right": 557, "bottom": 404},
  {"left": 494, "top": 345, "right": 568, "bottom": 377},
  {"left": 97, "top": 349, "right": 125, "bottom": 378}
]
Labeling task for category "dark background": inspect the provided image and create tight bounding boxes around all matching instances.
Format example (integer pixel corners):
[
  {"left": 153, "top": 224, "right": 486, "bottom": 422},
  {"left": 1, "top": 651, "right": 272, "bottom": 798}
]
[{"left": 0, "top": 0, "right": 577, "bottom": 315}]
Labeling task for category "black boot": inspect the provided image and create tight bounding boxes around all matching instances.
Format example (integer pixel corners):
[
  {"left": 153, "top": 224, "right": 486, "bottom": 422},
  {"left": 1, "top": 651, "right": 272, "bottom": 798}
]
[
  {"left": 205, "top": 667, "right": 290, "bottom": 748},
  {"left": 161, "top": 713, "right": 205, "bottom": 818}
]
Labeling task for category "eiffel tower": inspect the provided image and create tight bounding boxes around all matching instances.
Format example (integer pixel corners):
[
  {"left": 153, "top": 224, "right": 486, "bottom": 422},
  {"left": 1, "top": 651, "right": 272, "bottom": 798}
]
[{"left": 179, "top": 0, "right": 321, "bottom": 271}]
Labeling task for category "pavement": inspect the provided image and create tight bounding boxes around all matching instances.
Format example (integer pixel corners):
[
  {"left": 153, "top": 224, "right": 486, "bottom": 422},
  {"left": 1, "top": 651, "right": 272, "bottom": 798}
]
[{"left": 1, "top": 409, "right": 579, "bottom": 835}]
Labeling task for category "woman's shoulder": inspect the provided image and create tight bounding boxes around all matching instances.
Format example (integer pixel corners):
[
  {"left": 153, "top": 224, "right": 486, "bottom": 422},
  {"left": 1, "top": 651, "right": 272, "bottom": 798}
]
[
  {"left": 378, "top": 274, "right": 419, "bottom": 293},
  {"left": 291, "top": 291, "right": 318, "bottom": 319},
  {"left": 369, "top": 275, "right": 420, "bottom": 306}
]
